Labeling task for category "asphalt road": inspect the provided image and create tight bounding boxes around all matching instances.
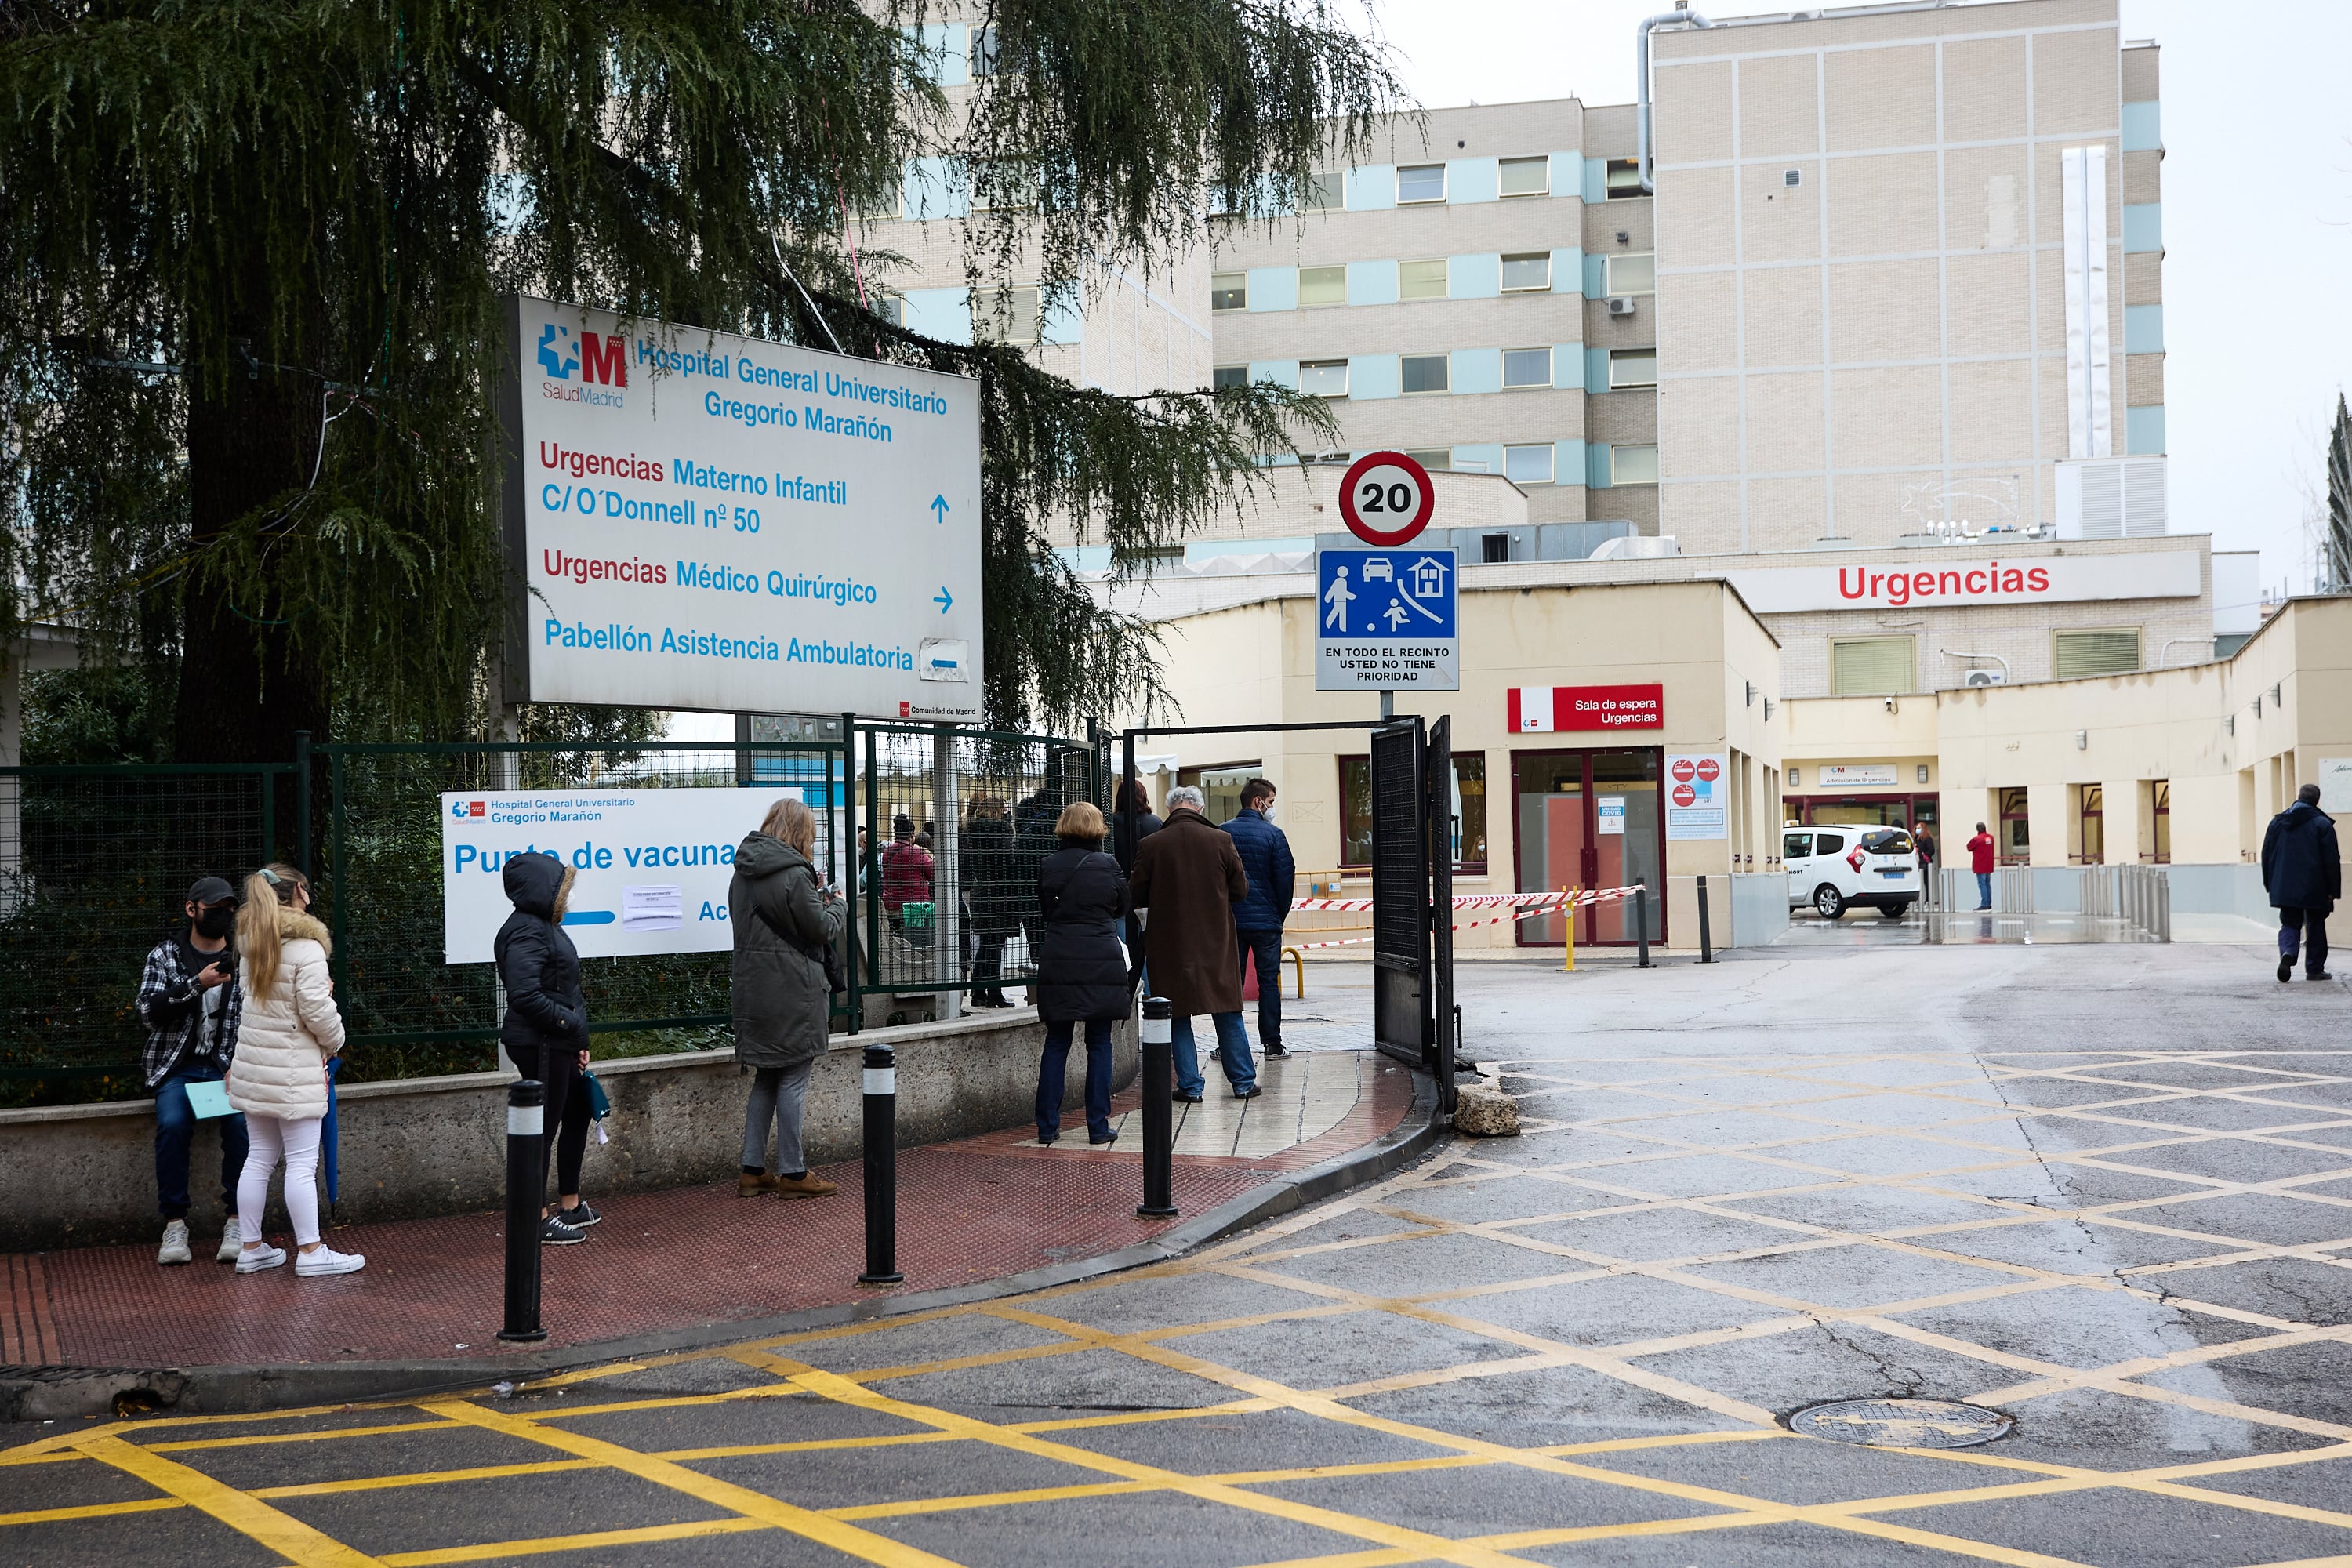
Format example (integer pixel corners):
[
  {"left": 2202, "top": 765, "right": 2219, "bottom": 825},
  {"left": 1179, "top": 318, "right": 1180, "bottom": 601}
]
[{"left": 7, "top": 938, "right": 2351, "bottom": 1568}]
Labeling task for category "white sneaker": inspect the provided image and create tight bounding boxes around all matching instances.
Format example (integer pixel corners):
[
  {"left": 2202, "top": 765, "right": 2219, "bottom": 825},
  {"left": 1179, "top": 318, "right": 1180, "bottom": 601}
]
[
  {"left": 157, "top": 1220, "right": 193, "bottom": 1265},
  {"left": 216, "top": 1225, "right": 243, "bottom": 1264},
  {"left": 236, "top": 1243, "right": 287, "bottom": 1274},
  {"left": 296, "top": 1245, "right": 366, "bottom": 1278}
]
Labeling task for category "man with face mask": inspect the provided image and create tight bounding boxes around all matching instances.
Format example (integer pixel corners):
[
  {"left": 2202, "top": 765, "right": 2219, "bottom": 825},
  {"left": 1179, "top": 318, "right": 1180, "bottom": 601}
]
[
  {"left": 1221, "top": 779, "right": 1297, "bottom": 1059},
  {"left": 136, "top": 877, "right": 251, "bottom": 1265}
]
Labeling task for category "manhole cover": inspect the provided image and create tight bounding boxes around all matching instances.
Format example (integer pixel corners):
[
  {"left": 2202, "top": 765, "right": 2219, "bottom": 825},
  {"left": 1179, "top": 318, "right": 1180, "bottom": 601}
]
[{"left": 1788, "top": 1398, "right": 2013, "bottom": 1449}]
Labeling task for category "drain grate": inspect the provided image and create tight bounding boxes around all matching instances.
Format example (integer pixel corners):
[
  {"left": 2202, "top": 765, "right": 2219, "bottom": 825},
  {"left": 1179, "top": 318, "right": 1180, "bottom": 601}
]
[{"left": 1788, "top": 1398, "right": 2014, "bottom": 1449}]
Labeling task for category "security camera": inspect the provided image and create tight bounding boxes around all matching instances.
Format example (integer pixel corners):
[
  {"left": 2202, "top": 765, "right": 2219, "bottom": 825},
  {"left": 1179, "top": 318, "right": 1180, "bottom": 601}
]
[{"left": 1883, "top": 696, "right": 1898, "bottom": 713}]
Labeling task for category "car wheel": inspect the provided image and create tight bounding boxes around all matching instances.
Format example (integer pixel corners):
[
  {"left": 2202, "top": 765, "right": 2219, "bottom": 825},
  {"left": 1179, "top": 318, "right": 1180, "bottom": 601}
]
[
  {"left": 1886, "top": 902, "right": 1912, "bottom": 921},
  {"left": 1814, "top": 885, "right": 1846, "bottom": 920}
]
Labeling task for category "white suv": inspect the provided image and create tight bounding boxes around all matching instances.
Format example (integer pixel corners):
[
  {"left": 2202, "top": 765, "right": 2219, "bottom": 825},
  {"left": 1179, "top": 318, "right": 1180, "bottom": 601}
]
[{"left": 1785, "top": 825, "right": 1922, "bottom": 920}]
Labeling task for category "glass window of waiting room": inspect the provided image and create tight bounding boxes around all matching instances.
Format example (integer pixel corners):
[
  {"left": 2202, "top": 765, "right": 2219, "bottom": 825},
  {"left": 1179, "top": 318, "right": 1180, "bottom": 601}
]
[{"left": 855, "top": 0, "right": 2344, "bottom": 945}]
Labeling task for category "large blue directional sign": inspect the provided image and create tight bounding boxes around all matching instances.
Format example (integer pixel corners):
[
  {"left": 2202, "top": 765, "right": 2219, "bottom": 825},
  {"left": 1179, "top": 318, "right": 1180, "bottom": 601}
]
[{"left": 1314, "top": 548, "right": 1459, "bottom": 691}]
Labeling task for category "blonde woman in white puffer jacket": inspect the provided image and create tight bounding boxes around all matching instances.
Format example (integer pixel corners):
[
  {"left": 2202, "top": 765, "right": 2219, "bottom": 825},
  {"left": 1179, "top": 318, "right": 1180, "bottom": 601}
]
[{"left": 226, "top": 871, "right": 364, "bottom": 1277}]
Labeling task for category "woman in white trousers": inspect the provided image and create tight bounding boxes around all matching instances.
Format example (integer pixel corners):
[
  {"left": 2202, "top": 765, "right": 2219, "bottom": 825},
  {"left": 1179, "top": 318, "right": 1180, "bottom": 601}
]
[{"left": 226, "top": 869, "right": 364, "bottom": 1276}]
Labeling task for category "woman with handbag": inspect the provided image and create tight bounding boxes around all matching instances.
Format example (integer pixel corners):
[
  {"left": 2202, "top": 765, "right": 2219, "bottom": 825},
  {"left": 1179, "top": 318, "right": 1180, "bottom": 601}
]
[
  {"left": 731, "top": 797, "right": 846, "bottom": 1199},
  {"left": 226, "top": 870, "right": 364, "bottom": 1276},
  {"left": 1031, "top": 801, "right": 1131, "bottom": 1145}
]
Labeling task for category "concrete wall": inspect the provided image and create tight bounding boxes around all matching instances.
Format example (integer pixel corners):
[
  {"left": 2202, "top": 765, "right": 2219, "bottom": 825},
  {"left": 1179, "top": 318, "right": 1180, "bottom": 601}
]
[{"left": 0, "top": 1011, "right": 1134, "bottom": 1253}]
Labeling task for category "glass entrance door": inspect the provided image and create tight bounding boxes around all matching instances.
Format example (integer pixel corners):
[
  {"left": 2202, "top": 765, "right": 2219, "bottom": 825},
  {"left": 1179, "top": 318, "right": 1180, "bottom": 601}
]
[{"left": 1512, "top": 747, "right": 1665, "bottom": 946}]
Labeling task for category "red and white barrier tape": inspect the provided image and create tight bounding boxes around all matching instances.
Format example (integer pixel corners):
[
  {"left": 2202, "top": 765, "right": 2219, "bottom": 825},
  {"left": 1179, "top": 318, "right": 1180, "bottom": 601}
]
[{"left": 1284, "top": 884, "right": 1645, "bottom": 949}]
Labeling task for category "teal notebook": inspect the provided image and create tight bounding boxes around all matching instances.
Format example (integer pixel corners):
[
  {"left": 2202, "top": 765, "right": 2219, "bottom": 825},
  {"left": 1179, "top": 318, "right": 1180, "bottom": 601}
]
[{"left": 183, "top": 1080, "right": 234, "bottom": 1119}]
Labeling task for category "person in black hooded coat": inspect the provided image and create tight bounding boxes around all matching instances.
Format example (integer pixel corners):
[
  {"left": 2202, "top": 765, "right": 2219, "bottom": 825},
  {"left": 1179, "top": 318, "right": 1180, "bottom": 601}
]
[
  {"left": 1030, "top": 801, "right": 1130, "bottom": 1144},
  {"left": 495, "top": 851, "right": 592, "bottom": 1243},
  {"left": 2263, "top": 782, "right": 2341, "bottom": 982}
]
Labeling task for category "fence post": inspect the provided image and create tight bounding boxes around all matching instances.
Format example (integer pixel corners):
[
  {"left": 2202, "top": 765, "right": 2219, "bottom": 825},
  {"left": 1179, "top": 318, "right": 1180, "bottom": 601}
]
[
  {"left": 1138, "top": 997, "right": 1176, "bottom": 1218},
  {"left": 1635, "top": 884, "right": 1653, "bottom": 968},
  {"left": 1562, "top": 887, "right": 1577, "bottom": 972},
  {"left": 292, "top": 730, "right": 312, "bottom": 877},
  {"left": 858, "top": 1044, "right": 902, "bottom": 1285},
  {"left": 863, "top": 726, "right": 881, "bottom": 1007},
  {"left": 497, "top": 1079, "right": 547, "bottom": 1344},
  {"left": 1697, "top": 875, "right": 1715, "bottom": 963},
  {"left": 327, "top": 747, "right": 348, "bottom": 1001}
]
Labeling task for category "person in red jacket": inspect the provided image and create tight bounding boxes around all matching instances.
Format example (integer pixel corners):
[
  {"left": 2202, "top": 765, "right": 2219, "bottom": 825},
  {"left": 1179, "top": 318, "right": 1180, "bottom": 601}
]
[{"left": 1965, "top": 821, "right": 1998, "bottom": 909}]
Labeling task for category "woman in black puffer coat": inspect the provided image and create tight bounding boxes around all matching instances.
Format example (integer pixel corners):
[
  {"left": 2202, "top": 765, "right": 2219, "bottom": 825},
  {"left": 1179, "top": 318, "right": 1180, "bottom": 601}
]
[{"left": 1031, "top": 801, "right": 1131, "bottom": 1144}]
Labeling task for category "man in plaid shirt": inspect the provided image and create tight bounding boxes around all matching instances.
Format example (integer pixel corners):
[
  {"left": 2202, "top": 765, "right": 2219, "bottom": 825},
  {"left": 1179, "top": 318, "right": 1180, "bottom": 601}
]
[{"left": 135, "top": 876, "right": 249, "bottom": 1265}]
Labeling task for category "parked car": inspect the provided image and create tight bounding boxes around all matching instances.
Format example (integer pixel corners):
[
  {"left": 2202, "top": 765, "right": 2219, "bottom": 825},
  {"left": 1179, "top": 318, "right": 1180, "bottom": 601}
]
[{"left": 1784, "top": 825, "right": 1921, "bottom": 920}]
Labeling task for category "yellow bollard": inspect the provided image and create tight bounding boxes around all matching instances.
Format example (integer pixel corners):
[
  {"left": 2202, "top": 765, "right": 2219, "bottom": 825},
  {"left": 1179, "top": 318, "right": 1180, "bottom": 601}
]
[
  {"left": 1562, "top": 886, "right": 1579, "bottom": 971},
  {"left": 1282, "top": 945, "right": 1306, "bottom": 999}
]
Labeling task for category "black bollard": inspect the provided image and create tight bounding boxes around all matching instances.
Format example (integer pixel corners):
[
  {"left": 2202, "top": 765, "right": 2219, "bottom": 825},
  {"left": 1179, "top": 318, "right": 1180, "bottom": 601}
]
[
  {"left": 497, "top": 1079, "right": 547, "bottom": 1344},
  {"left": 1697, "top": 874, "right": 1715, "bottom": 964},
  {"left": 1635, "top": 884, "right": 1653, "bottom": 969},
  {"left": 857, "top": 1044, "right": 902, "bottom": 1286},
  {"left": 1137, "top": 997, "right": 1176, "bottom": 1218}
]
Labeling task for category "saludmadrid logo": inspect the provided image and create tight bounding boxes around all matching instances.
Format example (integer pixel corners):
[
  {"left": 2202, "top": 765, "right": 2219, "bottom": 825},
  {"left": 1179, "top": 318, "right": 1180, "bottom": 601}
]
[{"left": 536, "top": 322, "right": 626, "bottom": 408}]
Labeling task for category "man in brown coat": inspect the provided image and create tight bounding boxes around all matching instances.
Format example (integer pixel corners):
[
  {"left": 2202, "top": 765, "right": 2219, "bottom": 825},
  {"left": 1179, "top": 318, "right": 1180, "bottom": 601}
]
[{"left": 1130, "top": 786, "right": 1260, "bottom": 1101}]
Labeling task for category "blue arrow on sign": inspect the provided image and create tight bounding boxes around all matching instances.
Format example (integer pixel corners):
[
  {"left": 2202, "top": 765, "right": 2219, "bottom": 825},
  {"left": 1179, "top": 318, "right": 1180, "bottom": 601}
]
[
  {"left": 935, "top": 586, "right": 953, "bottom": 613},
  {"left": 930, "top": 495, "right": 950, "bottom": 523}
]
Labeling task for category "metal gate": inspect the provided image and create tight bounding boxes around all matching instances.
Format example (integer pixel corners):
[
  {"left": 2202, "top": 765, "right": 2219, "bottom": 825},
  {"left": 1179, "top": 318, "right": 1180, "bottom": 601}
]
[{"left": 1370, "top": 719, "right": 1430, "bottom": 1070}]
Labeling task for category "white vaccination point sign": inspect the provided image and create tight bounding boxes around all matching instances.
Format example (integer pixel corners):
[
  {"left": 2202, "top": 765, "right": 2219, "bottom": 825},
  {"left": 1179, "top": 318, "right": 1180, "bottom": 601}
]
[
  {"left": 441, "top": 786, "right": 797, "bottom": 963},
  {"left": 504, "top": 296, "right": 982, "bottom": 720}
]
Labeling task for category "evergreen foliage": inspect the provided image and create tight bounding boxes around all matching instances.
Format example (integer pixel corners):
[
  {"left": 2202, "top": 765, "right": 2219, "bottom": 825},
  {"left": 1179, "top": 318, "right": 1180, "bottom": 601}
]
[
  {"left": 0, "top": 0, "right": 1393, "bottom": 755},
  {"left": 2325, "top": 394, "right": 2351, "bottom": 596}
]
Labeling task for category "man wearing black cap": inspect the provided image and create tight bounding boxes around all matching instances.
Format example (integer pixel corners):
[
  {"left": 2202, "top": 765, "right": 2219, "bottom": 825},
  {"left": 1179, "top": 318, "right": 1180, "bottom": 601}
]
[{"left": 135, "top": 877, "right": 250, "bottom": 1266}]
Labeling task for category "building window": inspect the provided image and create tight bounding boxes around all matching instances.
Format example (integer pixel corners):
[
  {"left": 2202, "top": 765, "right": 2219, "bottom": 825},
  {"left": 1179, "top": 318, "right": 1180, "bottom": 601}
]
[
  {"left": 1211, "top": 365, "right": 1247, "bottom": 392},
  {"left": 2055, "top": 628, "right": 2142, "bottom": 679},
  {"left": 967, "top": 162, "right": 1038, "bottom": 212},
  {"left": 1342, "top": 753, "right": 1486, "bottom": 870},
  {"left": 1499, "top": 156, "right": 1549, "bottom": 198},
  {"left": 1502, "top": 347, "right": 1552, "bottom": 388},
  {"left": 1608, "top": 348, "right": 1658, "bottom": 389},
  {"left": 1400, "top": 354, "right": 1449, "bottom": 395},
  {"left": 871, "top": 293, "right": 905, "bottom": 327},
  {"left": 1500, "top": 252, "right": 1552, "bottom": 292},
  {"left": 1302, "top": 169, "right": 1346, "bottom": 211},
  {"left": 975, "top": 285, "right": 1042, "bottom": 345},
  {"left": 1298, "top": 265, "right": 1345, "bottom": 307},
  {"left": 2150, "top": 779, "right": 2171, "bottom": 863},
  {"left": 1210, "top": 272, "right": 1247, "bottom": 311},
  {"left": 1399, "top": 257, "right": 1448, "bottom": 300},
  {"left": 1830, "top": 636, "right": 1915, "bottom": 695},
  {"left": 1606, "top": 158, "right": 1643, "bottom": 199},
  {"left": 1397, "top": 163, "right": 1446, "bottom": 204},
  {"left": 1606, "top": 252, "right": 1656, "bottom": 294},
  {"left": 969, "top": 24, "right": 1000, "bottom": 75},
  {"left": 1504, "top": 444, "right": 1554, "bottom": 486},
  {"left": 1998, "top": 786, "right": 2031, "bottom": 864},
  {"left": 2075, "top": 784, "right": 2104, "bottom": 865},
  {"left": 1299, "top": 359, "right": 1349, "bottom": 398},
  {"left": 1405, "top": 448, "right": 1450, "bottom": 472},
  {"left": 1177, "top": 764, "right": 1261, "bottom": 826},
  {"left": 1610, "top": 443, "right": 1660, "bottom": 485},
  {"left": 1481, "top": 532, "right": 1510, "bottom": 563}
]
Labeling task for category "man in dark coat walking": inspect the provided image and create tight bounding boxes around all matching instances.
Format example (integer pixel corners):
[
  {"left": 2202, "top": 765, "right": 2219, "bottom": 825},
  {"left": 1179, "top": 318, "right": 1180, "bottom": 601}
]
[
  {"left": 1221, "top": 778, "right": 1296, "bottom": 1058},
  {"left": 1130, "top": 786, "right": 1258, "bottom": 1101},
  {"left": 2262, "top": 782, "right": 2339, "bottom": 982}
]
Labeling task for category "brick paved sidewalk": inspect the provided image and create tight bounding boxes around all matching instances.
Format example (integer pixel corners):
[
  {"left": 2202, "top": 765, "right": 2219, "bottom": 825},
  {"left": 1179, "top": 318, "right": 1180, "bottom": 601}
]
[{"left": 5, "top": 1051, "right": 1417, "bottom": 1372}]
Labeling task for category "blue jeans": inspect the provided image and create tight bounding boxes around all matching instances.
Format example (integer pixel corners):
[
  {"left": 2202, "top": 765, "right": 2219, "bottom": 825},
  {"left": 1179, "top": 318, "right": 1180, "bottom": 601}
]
[
  {"left": 1238, "top": 928, "right": 1284, "bottom": 1049},
  {"left": 1038, "top": 1018, "right": 1116, "bottom": 1140},
  {"left": 1976, "top": 872, "right": 1993, "bottom": 909},
  {"left": 1172, "top": 1012, "right": 1255, "bottom": 1096},
  {"left": 2280, "top": 909, "right": 2329, "bottom": 975},
  {"left": 154, "top": 1064, "right": 249, "bottom": 1221}
]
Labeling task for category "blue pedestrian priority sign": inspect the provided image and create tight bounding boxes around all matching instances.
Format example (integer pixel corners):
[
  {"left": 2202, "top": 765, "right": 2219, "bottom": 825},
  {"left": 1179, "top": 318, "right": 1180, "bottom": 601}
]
[{"left": 1315, "top": 549, "right": 1459, "bottom": 691}]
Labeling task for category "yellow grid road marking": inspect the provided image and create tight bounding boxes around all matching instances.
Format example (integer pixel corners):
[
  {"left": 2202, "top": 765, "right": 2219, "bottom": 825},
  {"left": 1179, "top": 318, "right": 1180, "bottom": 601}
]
[{"left": 74, "top": 1433, "right": 384, "bottom": 1566}]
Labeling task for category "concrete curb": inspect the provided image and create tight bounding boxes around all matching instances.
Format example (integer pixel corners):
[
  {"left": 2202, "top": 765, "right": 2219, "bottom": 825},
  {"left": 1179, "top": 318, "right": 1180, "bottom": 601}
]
[{"left": 2, "top": 1073, "right": 1447, "bottom": 1424}]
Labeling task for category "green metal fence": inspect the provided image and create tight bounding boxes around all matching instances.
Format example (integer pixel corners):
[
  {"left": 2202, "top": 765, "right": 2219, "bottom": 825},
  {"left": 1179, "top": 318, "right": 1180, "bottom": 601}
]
[
  {"left": 0, "top": 720, "right": 1107, "bottom": 1103},
  {"left": 0, "top": 763, "right": 291, "bottom": 1101}
]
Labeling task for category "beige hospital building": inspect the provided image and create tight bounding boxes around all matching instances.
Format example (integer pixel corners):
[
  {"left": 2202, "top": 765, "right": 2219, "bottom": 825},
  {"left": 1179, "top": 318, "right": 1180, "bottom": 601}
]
[{"left": 856, "top": 0, "right": 2342, "bottom": 949}]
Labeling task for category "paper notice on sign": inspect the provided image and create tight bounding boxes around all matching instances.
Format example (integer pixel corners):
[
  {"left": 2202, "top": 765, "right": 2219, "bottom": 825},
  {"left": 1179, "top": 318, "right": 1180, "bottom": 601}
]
[
  {"left": 1597, "top": 797, "right": 1626, "bottom": 836},
  {"left": 623, "top": 884, "right": 684, "bottom": 931},
  {"left": 1664, "top": 753, "right": 1729, "bottom": 840},
  {"left": 2321, "top": 759, "right": 2352, "bottom": 814}
]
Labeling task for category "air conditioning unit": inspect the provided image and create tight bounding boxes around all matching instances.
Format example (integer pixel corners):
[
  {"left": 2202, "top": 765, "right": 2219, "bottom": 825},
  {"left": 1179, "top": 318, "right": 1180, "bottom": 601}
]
[
  {"left": 1606, "top": 296, "right": 1637, "bottom": 317},
  {"left": 1963, "top": 669, "right": 2007, "bottom": 688}
]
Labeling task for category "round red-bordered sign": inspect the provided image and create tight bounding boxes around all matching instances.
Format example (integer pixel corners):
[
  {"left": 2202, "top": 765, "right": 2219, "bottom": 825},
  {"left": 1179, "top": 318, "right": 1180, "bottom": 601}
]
[
  {"left": 1673, "top": 782, "right": 1697, "bottom": 808},
  {"left": 1338, "top": 451, "right": 1436, "bottom": 547}
]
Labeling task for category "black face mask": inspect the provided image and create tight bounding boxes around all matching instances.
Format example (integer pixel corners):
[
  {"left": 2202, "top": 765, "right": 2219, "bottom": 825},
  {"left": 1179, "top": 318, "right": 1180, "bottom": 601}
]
[{"left": 195, "top": 905, "right": 236, "bottom": 939}]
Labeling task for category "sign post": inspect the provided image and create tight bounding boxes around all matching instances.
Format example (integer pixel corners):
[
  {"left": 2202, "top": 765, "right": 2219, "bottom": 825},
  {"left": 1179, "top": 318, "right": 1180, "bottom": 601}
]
[{"left": 1319, "top": 452, "right": 1457, "bottom": 699}]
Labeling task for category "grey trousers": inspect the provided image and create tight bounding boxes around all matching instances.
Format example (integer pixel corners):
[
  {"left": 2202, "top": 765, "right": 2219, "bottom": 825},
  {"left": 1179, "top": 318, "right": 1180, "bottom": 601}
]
[{"left": 742, "top": 1062, "right": 815, "bottom": 1175}]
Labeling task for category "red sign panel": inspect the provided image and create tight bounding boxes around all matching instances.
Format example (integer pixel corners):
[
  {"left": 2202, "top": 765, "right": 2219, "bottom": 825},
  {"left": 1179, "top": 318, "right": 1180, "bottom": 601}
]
[
  {"left": 1509, "top": 684, "right": 1665, "bottom": 733},
  {"left": 1672, "top": 782, "right": 1697, "bottom": 808}
]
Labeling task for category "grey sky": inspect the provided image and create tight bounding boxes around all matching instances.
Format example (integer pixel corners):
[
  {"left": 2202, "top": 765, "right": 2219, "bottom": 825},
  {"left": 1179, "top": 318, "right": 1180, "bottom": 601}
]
[{"left": 1369, "top": 0, "right": 2352, "bottom": 593}]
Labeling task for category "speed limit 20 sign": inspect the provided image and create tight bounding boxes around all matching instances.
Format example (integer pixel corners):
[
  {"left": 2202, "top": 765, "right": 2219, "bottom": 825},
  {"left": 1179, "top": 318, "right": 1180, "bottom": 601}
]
[{"left": 1339, "top": 451, "right": 1436, "bottom": 546}]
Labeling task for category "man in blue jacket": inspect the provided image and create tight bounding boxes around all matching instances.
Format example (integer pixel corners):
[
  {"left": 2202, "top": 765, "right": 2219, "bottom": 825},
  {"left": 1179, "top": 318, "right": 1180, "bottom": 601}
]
[
  {"left": 1221, "top": 779, "right": 1296, "bottom": 1058},
  {"left": 2262, "top": 782, "right": 2340, "bottom": 982}
]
